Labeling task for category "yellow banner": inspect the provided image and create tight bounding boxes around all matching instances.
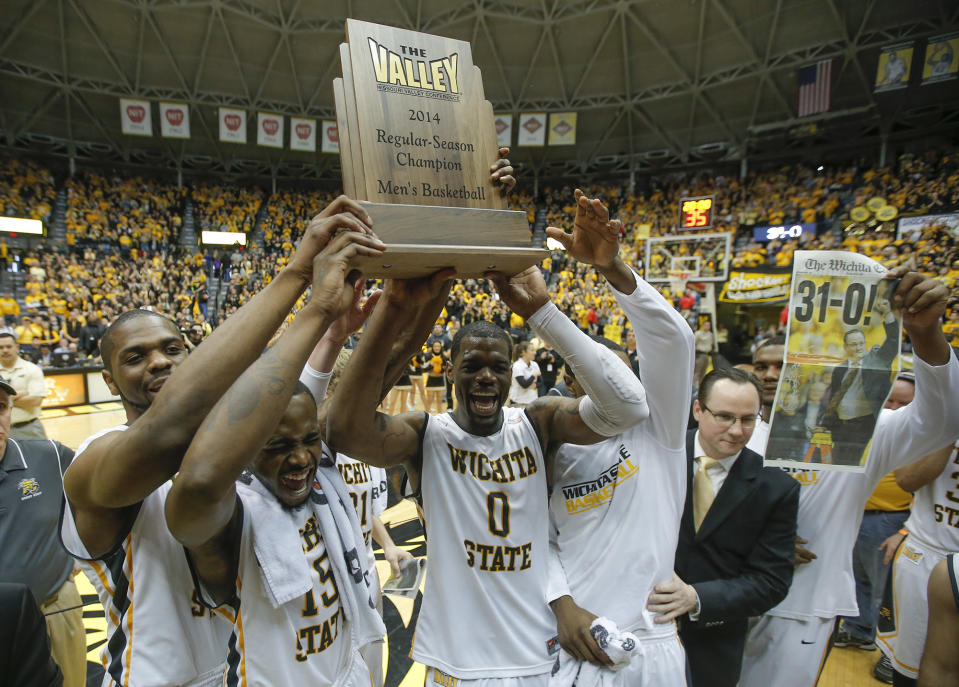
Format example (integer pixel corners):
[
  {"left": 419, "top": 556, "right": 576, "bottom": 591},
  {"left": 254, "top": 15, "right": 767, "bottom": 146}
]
[
  {"left": 875, "top": 44, "right": 913, "bottom": 92},
  {"left": 719, "top": 269, "right": 792, "bottom": 303},
  {"left": 922, "top": 33, "right": 958, "bottom": 84},
  {"left": 548, "top": 113, "right": 577, "bottom": 146}
]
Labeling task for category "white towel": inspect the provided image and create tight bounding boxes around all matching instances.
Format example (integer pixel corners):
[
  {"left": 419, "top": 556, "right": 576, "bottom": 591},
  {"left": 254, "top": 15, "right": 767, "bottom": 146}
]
[
  {"left": 236, "top": 442, "right": 385, "bottom": 648},
  {"left": 549, "top": 617, "right": 642, "bottom": 687},
  {"left": 236, "top": 477, "right": 312, "bottom": 608}
]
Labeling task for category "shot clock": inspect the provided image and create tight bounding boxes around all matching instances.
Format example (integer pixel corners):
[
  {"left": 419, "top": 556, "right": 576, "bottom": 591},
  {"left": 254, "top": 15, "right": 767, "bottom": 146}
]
[{"left": 678, "top": 196, "right": 714, "bottom": 229}]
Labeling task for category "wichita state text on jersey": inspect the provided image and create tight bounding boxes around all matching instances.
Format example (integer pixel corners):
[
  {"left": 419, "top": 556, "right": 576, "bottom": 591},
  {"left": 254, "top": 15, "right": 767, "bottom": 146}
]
[{"left": 414, "top": 408, "right": 555, "bottom": 679}]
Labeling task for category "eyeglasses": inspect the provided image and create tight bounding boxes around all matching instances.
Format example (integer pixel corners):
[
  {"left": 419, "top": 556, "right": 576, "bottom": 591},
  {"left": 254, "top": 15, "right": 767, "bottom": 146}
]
[{"left": 700, "top": 402, "right": 760, "bottom": 429}]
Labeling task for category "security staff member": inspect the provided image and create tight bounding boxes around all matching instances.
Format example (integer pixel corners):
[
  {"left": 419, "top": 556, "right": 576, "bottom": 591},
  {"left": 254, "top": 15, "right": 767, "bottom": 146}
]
[{"left": 0, "top": 375, "right": 85, "bottom": 687}]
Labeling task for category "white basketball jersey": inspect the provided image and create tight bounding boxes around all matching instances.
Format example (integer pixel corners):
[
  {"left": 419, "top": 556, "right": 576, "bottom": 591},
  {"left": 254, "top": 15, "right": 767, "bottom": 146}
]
[
  {"left": 336, "top": 454, "right": 388, "bottom": 569},
  {"left": 903, "top": 441, "right": 959, "bottom": 555},
  {"left": 754, "top": 369, "right": 959, "bottom": 620},
  {"left": 549, "top": 427, "right": 686, "bottom": 635},
  {"left": 223, "top": 496, "right": 356, "bottom": 687},
  {"left": 413, "top": 408, "right": 556, "bottom": 678},
  {"left": 60, "top": 425, "right": 233, "bottom": 687}
]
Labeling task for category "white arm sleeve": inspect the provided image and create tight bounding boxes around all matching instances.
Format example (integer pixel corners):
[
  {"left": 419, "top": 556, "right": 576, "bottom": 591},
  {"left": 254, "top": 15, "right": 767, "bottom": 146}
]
[
  {"left": 610, "top": 267, "right": 695, "bottom": 449},
  {"left": 299, "top": 363, "right": 332, "bottom": 403},
  {"left": 527, "top": 302, "right": 648, "bottom": 437}
]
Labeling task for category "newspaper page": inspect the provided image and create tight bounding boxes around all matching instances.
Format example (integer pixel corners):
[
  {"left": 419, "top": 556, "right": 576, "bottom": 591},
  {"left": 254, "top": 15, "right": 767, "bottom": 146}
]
[{"left": 766, "top": 251, "right": 902, "bottom": 472}]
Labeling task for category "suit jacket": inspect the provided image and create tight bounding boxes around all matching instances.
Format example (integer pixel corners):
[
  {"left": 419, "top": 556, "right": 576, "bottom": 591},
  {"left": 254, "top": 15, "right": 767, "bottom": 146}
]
[
  {"left": 821, "top": 314, "right": 899, "bottom": 424},
  {"left": 0, "top": 583, "right": 63, "bottom": 687},
  {"left": 675, "top": 430, "right": 800, "bottom": 687}
]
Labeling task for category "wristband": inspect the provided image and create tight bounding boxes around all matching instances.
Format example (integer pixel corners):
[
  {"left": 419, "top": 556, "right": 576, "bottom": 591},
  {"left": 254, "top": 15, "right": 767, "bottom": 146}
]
[{"left": 898, "top": 528, "right": 909, "bottom": 536}]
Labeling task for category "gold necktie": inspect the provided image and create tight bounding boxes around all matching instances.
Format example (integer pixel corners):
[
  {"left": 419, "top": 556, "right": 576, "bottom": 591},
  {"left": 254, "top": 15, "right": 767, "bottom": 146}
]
[{"left": 693, "top": 456, "right": 720, "bottom": 531}]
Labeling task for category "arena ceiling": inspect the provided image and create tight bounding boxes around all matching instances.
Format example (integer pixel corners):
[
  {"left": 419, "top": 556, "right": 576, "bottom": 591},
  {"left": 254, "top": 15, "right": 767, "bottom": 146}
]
[{"left": 0, "top": 0, "right": 957, "bottom": 185}]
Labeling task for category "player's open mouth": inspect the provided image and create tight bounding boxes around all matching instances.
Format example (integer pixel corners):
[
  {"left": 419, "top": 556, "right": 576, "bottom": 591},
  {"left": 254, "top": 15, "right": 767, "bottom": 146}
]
[
  {"left": 280, "top": 466, "right": 314, "bottom": 496},
  {"left": 469, "top": 393, "right": 499, "bottom": 417}
]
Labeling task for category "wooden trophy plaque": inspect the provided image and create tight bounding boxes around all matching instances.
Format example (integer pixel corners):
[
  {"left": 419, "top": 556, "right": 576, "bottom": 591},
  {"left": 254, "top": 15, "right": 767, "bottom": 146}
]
[{"left": 333, "top": 19, "right": 545, "bottom": 278}]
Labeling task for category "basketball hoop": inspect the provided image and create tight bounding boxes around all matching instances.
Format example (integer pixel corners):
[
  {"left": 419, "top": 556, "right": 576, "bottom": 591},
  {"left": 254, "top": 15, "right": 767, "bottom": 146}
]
[{"left": 668, "top": 269, "right": 693, "bottom": 296}]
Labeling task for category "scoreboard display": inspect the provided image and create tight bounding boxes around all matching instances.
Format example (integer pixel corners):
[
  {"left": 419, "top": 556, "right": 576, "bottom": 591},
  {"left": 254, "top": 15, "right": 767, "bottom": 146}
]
[{"left": 679, "top": 196, "right": 714, "bottom": 230}]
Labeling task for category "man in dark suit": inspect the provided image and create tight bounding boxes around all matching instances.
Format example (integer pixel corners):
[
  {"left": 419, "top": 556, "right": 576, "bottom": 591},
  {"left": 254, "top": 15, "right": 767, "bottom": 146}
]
[
  {"left": 819, "top": 298, "right": 899, "bottom": 465},
  {"left": 648, "top": 367, "right": 799, "bottom": 687}
]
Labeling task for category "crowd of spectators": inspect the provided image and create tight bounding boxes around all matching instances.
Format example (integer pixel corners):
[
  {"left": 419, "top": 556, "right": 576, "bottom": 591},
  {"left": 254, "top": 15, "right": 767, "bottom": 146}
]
[
  {"left": 0, "top": 150, "right": 957, "bottom": 372},
  {"left": 0, "top": 159, "right": 55, "bottom": 224},
  {"left": 64, "top": 172, "right": 185, "bottom": 249},
  {"left": 191, "top": 182, "right": 263, "bottom": 234}
]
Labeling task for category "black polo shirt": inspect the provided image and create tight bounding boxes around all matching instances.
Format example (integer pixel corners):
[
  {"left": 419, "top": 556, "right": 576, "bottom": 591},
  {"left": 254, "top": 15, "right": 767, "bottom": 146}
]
[{"left": 0, "top": 438, "right": 75, "bottom": 601}]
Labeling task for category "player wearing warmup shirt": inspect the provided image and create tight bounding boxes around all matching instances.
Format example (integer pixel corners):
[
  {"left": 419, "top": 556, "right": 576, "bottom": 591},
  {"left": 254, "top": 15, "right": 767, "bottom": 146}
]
[
  {"left": 542, "top": 190, "right": 694, "bottom": 685},
  {"left": 59, "top": 197, "right": 381, "bottom": 687},
  {"left": 917, "top": 554, "right": 959, "bottom": 686},
  {"left": 877, "top": 439, "right": 959, "bottom": 685},
  {"left": 738, "top": 270, "right": 959, "bottom": 687},
  {"left": 328, "top": 211, "right": 649, "bottom": 683},
  {"left": 165, "top": 228, "right": 389, "bottom": 687},
  {"left": 300, "top": 346, "right": 412, "bottom": 687}
]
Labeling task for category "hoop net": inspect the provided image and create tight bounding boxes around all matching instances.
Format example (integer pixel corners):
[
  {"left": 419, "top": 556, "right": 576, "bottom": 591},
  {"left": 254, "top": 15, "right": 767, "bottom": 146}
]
[{"left": 668, "top": 269, "right": 694, "bottom": 296}]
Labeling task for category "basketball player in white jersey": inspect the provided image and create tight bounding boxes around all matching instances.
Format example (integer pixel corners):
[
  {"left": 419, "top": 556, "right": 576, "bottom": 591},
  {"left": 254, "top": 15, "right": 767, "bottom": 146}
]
[
  {"left": 541, "top": 190, "right": 693, "bottom": 685},
  {"left": 877, "top": 439, "right": 959, "bottom": 686},
  {"left": 917, "top": 554, "right": 959, "bottom": 686},
  {"left": 328, "top": 240, "right": 650, "bottom": 682},
  {"left": 301, "top": 346, "right": 412, "bottom": 687},
  {"left": 60, "top": 197, "right": 382, "bottom": 687},
  {"left": 738, "top": 268, "right": 959, "bottom": 687},
  {"left": 164, "top": 229, "right": 390, "bottom": 687}
]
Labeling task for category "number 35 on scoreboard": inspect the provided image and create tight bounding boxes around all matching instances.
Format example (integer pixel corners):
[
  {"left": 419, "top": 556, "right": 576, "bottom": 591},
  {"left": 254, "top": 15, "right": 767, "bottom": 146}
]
[{"left": 679, "top": 196, "right": 715, "bottom": 230}]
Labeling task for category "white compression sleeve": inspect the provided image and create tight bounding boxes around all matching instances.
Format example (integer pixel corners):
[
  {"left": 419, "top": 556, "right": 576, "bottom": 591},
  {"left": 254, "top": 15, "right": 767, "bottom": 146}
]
[
  {"left": 299, "top": 363, "right": 332, "bottom": 403},
  {"left": 527, "top": 302, "right": 648, "bottom": 437}
]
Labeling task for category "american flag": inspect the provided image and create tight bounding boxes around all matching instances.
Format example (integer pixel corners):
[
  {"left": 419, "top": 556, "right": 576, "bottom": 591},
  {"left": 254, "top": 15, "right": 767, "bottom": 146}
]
[{"left": 797, "top": 59, "right": 832, "bottom": 117}]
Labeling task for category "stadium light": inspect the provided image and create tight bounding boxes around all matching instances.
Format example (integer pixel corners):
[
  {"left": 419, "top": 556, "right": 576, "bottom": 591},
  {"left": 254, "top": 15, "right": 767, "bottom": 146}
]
[
  {"left": 0, "top": 217, "right": 44, "bottom": 235},
  {"left": 201, "top": 230, "right": 247, "bottom": 246}
]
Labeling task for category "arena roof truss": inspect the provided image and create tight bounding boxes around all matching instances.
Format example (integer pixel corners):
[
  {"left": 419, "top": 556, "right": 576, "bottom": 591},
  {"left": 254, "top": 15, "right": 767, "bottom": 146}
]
[{"left": 0, "top": 0, "right": 956, "bottom": 185}]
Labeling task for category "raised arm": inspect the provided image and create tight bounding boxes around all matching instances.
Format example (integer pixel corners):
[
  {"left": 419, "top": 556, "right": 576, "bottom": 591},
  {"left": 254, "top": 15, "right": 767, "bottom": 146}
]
[
  {"left": 64, "top": 197, "right": 382, "bottom": 516},
  {"left": 547, "top": 189, "right": 694, "bottom": 448},
  {"left": 166, "top": 230, "right": 379, "bottom": 551},
  {"left": 327, "top": 273, "right": 453, "bottom": 469},
  {"left": 894, "top": 443, "right": 956, "bottom": 492},
  {"left": 867, "top": 270, "right": 959, "bottom": 474},
  {"left": 487, "top": 267, "right": 648, "bottom": 449}
]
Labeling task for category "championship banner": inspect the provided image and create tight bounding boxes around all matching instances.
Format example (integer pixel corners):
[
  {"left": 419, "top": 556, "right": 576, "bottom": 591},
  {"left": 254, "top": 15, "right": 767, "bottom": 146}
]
[
  {"left": 257, "top": 112, "right": 284, "bottom": 148},
  {"left": 874, "top": 43, "right": 913, "bottom": 92},
  {"left": 290, "top": 117, "right": 317, "bottom": 152},
  {"left": 896, "top": 212, "right": 959, "bottom": 241},
  {"left": 119, "top": 98, "right": 152, "bottom": 136},
  {"left": 922, "top": 33, "right": 959, "bottom": 84},
  {"left": 219, "top": 108, "right": 247, "bottom": 143},
  {"left": 718, "top": 267, "right": 792, "bottom": 303},
  {"left": 767, "top": 251, "right": 901, "bottom": 473},
  {"left": 494, "top": 113, "right": 512, "bottom": 148},
  {"left": 548, "top": 112, "right": 576, "bottom": 146},
  {"left": 517, "top": 113, "right": 546, "bottom": 146},
  {"left": 159, "top": 102, "right": 190, "bottom": 139}
]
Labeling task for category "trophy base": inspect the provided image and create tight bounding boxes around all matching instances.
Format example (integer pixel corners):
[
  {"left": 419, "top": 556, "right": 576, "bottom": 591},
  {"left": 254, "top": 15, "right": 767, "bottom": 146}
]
[
  {"left": 351, "top": 244, "right": 547, "bottom": 279},
  {"left": 352, "top": 202, "right": 546, "bottom": 277}
]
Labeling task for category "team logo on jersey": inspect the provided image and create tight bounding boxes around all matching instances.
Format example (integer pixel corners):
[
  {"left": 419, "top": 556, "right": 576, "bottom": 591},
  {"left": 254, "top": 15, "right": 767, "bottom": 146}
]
[
  {"left": 18, "top": 477, "right": 41, "bottom": 500},
  {"left": 901, "top": 545, "right": 923, "bottom": 565},
  {"left": 561, "top": 444, "right": 639, "bottom": 514}
]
